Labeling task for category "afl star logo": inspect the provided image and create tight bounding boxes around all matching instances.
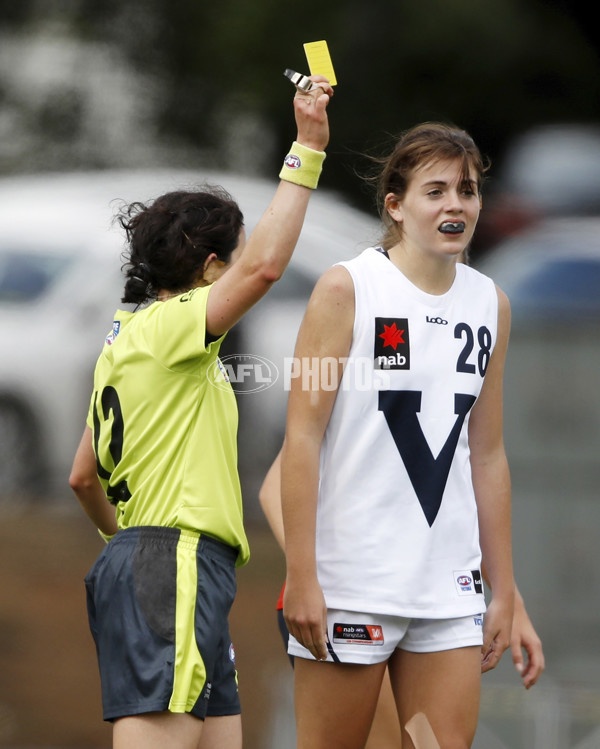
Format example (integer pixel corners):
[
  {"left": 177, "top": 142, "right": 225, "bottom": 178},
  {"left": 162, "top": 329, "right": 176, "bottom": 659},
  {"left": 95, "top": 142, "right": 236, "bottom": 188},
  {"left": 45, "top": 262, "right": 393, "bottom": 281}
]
[{"left": 284, "top": 154, "right": 301, "bottom": 169}]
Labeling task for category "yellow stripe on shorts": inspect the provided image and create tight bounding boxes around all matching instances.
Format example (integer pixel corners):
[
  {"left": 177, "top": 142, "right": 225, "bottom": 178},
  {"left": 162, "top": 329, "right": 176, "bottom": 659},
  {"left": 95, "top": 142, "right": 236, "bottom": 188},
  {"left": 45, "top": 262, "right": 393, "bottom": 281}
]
[{"left": 168, "top": 530, "right": 206, "bottom": 712}]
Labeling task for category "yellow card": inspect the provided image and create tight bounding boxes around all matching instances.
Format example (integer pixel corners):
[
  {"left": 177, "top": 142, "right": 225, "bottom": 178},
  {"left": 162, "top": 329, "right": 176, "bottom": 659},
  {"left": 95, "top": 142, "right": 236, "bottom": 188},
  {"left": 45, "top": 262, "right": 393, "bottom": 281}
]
[{"left": 303, "top": 40, "right": 337, "bottom": 86}]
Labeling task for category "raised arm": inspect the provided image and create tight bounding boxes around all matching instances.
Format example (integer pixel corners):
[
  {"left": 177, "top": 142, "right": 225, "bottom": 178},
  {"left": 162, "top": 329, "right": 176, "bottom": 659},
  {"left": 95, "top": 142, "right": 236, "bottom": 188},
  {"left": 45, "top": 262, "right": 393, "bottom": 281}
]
[{"left": 206, "top": 77, "right": 333, "bottom": 337}]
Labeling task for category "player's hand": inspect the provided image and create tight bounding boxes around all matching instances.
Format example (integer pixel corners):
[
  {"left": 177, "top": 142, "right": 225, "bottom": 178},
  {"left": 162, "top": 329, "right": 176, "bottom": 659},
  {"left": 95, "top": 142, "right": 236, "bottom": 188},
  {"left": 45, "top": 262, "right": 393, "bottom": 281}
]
[
  {"left": 293, "top": 75, "right": 333, "bottom": 153},
  {"left": 510, "top": 593, "right": 545, "bottom": 688},
  {"left": 283, "top": 575, "right": 328, "bottom": 662},
  {"left": 481, "top": 597, "right": 513, "bottom": 673}
]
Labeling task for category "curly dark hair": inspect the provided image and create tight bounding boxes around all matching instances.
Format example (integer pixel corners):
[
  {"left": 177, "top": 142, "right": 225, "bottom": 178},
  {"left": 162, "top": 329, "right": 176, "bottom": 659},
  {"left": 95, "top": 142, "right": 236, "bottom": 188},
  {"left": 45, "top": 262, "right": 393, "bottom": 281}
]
[{"left": 118, "top": 185, "right": 244, "bottom": 305}]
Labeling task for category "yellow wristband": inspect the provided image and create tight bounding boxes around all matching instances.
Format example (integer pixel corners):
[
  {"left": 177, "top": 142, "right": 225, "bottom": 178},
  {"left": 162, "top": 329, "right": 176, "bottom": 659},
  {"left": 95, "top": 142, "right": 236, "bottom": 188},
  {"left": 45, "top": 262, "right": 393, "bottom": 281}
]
[{"left": 279, "top": 141, "right": 326, "bottom": 189}]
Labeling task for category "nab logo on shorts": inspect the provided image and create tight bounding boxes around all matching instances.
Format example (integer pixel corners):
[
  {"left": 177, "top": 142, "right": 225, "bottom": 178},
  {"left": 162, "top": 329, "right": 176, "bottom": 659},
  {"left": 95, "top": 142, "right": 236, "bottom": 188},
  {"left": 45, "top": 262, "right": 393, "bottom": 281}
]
[
  {"left": 332, "top": 623, "right": 384, "bottom": 646},
  {"left": 374, "top": 317, "right": 410, "bottom": 370}
]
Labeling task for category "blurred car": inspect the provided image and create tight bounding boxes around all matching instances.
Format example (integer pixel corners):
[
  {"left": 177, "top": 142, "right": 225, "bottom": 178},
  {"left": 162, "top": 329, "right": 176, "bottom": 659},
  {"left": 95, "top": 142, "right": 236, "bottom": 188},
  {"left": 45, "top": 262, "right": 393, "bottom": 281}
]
[
  {"left": 498, "top": 124, "right": 600, "bottom": 217},
  {"left": 475, "top": 216, "right": 600, "bottom": 322},
  {"left": 472, "top": 123, "right": 600, "bottom": 257},
  {"left": 0, "top": 170, "right": 380, "bottom": 501}
]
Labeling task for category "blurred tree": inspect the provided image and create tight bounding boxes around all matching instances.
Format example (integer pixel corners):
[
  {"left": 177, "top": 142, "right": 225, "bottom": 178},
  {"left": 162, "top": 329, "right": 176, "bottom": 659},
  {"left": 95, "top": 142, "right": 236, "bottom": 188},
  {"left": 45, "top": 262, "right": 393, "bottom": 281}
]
[
  {"left": 0, "top": 0, "right": 598, "bottom": 208},
  {"left": 84, "top": 0, "right": 598, "bottom": 209}
]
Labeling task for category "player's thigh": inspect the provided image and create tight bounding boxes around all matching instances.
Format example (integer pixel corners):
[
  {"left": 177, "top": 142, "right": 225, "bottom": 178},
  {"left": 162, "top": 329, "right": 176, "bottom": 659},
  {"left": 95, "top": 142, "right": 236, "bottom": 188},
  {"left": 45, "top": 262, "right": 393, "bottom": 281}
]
[
  {"left": 113, "top": 711, "right": 204, "bottom": 749},
  {"left": 388, "top": 646, "right": 481, "bottom": 749},
  {"left": 294, "top": 657, "right": 387, "bottom": 749},
  {"left": 365, "top": 667, "right": 402, "bottom": 749},
  {"left": 197, "top": 714, "right": 241, "bottom": 749}
]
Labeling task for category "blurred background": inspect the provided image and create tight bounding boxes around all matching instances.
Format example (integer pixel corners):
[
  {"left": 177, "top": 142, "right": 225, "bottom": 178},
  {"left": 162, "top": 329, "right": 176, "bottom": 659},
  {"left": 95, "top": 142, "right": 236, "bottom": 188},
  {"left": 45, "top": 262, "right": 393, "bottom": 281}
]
[{"left": 0, "top": 1, "right": 599, "bottom": 747}]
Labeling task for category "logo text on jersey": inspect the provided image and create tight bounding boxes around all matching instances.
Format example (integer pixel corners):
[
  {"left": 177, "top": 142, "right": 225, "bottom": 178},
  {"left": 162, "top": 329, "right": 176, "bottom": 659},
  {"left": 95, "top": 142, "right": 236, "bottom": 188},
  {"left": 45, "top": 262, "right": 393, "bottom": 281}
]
[
  {"left": 374, "top": 317, "right": 410, "bottom": 370},
  {"left": 453, "top": 569, "right": 484, "bottom": 596},
  {"left": 105, "top": 320, "right": 121, "bottom": 345}
]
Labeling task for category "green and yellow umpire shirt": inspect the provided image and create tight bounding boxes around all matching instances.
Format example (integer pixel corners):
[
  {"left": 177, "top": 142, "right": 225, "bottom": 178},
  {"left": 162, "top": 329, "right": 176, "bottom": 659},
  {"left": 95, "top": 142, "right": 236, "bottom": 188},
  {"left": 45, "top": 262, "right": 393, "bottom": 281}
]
[{"left": 87, "top": 286, "right": 250, "bottom": 566}]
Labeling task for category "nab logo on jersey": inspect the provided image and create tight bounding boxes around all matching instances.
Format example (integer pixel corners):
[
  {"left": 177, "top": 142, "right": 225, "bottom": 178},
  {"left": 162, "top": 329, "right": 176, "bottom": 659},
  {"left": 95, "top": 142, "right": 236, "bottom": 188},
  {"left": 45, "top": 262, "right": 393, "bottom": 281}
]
[{"left": 374, "top": 317, "right": 410, "bottom": 370}]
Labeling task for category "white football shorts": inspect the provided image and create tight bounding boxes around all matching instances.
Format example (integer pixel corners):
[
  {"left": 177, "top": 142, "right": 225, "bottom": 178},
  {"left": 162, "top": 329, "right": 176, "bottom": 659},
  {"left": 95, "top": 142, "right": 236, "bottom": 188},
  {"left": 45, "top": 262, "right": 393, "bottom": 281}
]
[{"left": 288, "top": 608, "right": 484, "bottom": 665}]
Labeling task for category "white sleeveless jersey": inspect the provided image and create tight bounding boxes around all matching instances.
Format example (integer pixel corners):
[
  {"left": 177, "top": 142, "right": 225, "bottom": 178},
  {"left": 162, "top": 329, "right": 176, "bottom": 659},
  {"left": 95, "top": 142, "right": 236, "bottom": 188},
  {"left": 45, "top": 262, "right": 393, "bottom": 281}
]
[{"left": 316, "top": 247, "right": 499, "bottom": 618}]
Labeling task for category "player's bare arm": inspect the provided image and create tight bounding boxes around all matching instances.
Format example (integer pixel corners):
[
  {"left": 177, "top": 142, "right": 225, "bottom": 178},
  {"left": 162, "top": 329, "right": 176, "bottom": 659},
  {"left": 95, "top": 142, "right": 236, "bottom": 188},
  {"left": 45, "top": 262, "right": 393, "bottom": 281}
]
[
  {"left": 282, "top": 265, "right": 354, "bottom": 661},
  {"left": 469, "top": 286, "right": 514, "bottom": 672}
]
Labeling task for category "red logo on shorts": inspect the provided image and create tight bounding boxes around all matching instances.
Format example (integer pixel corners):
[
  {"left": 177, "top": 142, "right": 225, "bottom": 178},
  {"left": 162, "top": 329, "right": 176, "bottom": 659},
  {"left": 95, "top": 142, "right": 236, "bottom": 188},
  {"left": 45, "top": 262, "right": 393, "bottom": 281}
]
[{"left": 366, "top": 625, "right": 384, "bottom": 642}]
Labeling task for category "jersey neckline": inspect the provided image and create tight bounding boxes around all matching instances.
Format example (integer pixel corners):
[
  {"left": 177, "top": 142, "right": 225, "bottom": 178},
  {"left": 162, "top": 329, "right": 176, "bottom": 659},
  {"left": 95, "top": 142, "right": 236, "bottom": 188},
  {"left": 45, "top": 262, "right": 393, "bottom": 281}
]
[{"left": 371, "top": 246, "right": 463, "bottom": 307}]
